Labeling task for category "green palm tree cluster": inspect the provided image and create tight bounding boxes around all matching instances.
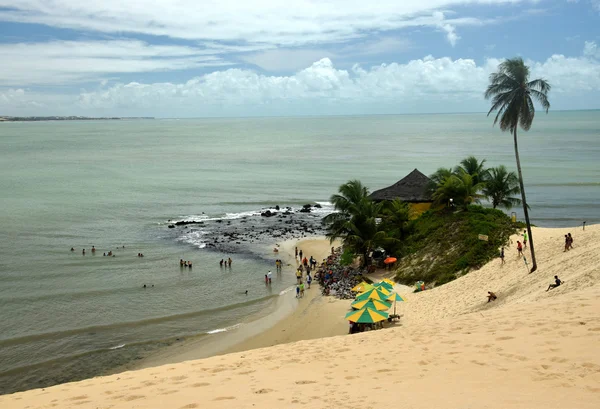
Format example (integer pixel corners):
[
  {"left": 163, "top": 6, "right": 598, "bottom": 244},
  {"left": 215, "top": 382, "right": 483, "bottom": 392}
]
[
  {"left": 322, "top": 180, "right": 402, "bottom": 266},
  {"left": 430, "top": 156, "right": 521, "bottom": 211}
]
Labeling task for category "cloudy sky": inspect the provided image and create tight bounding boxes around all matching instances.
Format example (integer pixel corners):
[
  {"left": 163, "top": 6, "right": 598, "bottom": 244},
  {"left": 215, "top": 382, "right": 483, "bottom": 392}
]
[{"left": 1, "top": 0, "right": 599, "bottom": 117}]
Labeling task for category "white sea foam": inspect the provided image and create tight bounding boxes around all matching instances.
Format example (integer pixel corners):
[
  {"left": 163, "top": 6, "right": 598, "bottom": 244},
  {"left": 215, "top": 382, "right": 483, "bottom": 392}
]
[
  {"left": 206, "top": 323, "right": 241, "bottom": 335},
  {"left": 279, "top": 286, "right": 296, "bottom": 296},
  {"left": 109, "top": 344, "right": 126, "bottom": 350},
  {"left": 177, "top": 230, "right": 207, "bottom": 249}
]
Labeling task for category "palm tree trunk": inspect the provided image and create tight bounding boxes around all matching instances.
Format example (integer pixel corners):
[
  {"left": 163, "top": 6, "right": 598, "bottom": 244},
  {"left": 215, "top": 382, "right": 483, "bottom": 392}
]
[{"left": 513, "top": 128, "right": 537, "bottom": 273}]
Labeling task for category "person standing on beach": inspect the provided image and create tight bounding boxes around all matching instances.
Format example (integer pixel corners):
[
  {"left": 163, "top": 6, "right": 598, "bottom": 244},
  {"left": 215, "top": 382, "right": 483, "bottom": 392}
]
[
  {"left": 568, "top": 233, "right": 574, "bottom": 249},
  {"left": 523, "top": 231, "right": 528, "bottom": 249},
  {"left": 296, "top": 284, "right": 300, "bottom": 298},
  {"left": 299, "top": 282, "right": 305, "bottom": 298},
  {"left": 500, "top": 247, "right": 505, "bottom": 264},
  {"left": 267, "top": 270, "right": 272, "bottom": 284},
  {"left": 295, "top": 247, "right": 298, "bottom": 258},
  {"left": 564, "top": 235, "right": 569, "bottom": 252},
  {"left": 296, "top": 269, "right": 302, "bottom": 284},
  {"left": 299, "top": 249, "right": 303, "bottom": 260},
  {"left": 228, "top": 257, "right": 232, "bottom": 267},
  {"left": 517, "top": 241, "right": 523, "bottom": 257}
]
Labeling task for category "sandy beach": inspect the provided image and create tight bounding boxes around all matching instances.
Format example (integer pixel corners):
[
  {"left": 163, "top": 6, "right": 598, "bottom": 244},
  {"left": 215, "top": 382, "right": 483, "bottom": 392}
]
[
  {"left": 2, "top": 225, "right": 599, "bottom": 408},
  {"left": 124, "top": 237, "right": 347, "bottom": 371}
]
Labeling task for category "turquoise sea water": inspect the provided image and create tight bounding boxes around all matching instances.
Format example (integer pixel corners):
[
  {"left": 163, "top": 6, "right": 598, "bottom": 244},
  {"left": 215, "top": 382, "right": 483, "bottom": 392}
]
[{"left": 0, "top": 111, "right": 598, "bottom": 394}]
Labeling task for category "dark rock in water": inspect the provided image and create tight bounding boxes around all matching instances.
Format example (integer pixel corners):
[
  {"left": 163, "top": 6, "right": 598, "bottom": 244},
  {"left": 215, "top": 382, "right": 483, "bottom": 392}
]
[
  {"left": 275, "top": 205, "right": 280, "bottom": 210},
  {"left": 299, "top": 207, "right": 311, "bottom": 213},
  {"left": 314, "top": 203, "right": 322, "bottom": 208},
  {"left": 174, "top": 220, "right": 204, "bottom": 226},
  {"left": 302, "top": 204, "right": 312, "bottom": 209},
  {"left": 168, "top": 225, "right": 175, "bottom": 228},
  {"left": 261, "top": 210, "right": 277, "bottom": 217}
]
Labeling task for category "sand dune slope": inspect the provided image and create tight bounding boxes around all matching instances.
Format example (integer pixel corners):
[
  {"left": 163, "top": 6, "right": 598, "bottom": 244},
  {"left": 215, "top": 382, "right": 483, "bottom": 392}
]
[
  {"left": 398, "top": 225, "right": 600, "bottom": 325},
  {"left": 2, "top": 225, "right": 599, "bottom": 409}
]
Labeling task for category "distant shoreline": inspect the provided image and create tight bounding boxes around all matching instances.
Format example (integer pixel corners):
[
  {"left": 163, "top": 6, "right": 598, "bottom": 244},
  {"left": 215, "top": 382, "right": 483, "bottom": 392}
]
[{"left": 0, "top": 116, "right": 154, "bottom": 122}]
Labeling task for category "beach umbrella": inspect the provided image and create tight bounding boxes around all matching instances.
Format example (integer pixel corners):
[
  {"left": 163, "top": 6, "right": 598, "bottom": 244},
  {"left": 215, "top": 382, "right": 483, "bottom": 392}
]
[
  {"left": 345, "top": 307, "right": 389, "bottom": 323},
  {"left": 383, "top": 257, "right": 397, "bottom": 264},
  {"left": 374, "top": 281, "right": 393, "bottom": 291},
  {"left": 386, "top": 292, "right": 405, "bottom": 302},
  {"left": 351, "top": 281, "right": 374, "bottom": 293},
  {"left": 386, "top": 292, "right": 405, "bottom": 316},
  {"left": 351, "top": 298, "right": 391, "bottom": 311},
  {"left": 382, "top": 278, "right": 395, "bottom": 286},
  {"left": 356, "top": 287, "right": 390, "bottom": 301}
]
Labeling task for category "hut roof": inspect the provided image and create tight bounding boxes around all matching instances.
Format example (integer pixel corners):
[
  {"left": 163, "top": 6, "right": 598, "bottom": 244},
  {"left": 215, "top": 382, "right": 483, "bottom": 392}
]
[{"left": 369, "top": 169, "right": 432, "bottom": 202}]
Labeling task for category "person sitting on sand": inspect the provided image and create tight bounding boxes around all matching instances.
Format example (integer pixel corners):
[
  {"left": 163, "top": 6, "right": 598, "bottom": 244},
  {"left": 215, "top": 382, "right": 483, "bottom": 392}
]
[
  {"left": 487, "top": 291, "right": 497, "bottom": 302},
  {"left": 517, "top": 241, "right": 523, "bottom": 257},
  {"left": 546, "top": 276, "right": 563, "bottom": 291}
]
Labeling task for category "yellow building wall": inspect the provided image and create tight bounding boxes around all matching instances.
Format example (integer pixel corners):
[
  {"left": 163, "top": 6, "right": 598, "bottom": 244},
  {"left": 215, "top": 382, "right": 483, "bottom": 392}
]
[{"left": 408, "top": 202, "right": 432, "bottom": 219}]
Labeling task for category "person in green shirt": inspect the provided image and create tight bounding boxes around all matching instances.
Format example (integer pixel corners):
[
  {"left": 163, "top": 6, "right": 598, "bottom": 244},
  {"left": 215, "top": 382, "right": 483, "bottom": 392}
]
[
  {"left": 299, "top": 282, "right": 305, "bottom": 298},
  {"left": 523, "top": 230, "right": 528, "bottom": 249}
]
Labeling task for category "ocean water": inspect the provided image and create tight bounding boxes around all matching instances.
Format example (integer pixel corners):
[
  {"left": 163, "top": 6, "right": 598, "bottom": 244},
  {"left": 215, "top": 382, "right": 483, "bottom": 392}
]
[{"left": 0, "top": 111, "right": 598, "bottom": 394}]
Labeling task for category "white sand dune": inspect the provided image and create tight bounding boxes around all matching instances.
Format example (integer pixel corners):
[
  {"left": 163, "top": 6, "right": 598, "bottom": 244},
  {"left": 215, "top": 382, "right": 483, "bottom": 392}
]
[{"left": 2, "top": 225, "right": 599, "bottom": 408}]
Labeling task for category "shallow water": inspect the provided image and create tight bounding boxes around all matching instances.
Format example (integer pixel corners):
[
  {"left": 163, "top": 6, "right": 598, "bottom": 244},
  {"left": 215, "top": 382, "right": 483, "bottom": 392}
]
[{"left": 0, "top": 111, "right": 598, "bottom": 394}]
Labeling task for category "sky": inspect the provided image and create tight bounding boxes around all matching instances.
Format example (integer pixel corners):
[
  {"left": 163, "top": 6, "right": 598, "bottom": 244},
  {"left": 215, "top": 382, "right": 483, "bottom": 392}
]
[{"left": 0, "top": 0, "right": 599, "bottom": 117}]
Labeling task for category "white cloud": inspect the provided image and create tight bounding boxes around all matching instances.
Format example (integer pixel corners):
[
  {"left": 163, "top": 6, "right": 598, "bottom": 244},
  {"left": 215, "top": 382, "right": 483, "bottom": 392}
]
[
  {"left": 4, "top": 42, "right": 599, "bottom": 117},
  {"left": 0, "top": 40, "right": 233, "bottom": 86},
  {"left": 583, "top": 41, "right": 600, "bottom": 58},
  {"left": 0, "top": 1, "right": 521, "bottom": 47}
]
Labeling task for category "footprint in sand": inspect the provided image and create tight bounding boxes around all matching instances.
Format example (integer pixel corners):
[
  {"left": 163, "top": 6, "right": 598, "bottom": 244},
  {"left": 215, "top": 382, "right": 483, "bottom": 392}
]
[
  {"left": 180, "top": 404, "right": 199, "bottom": 409},
  {"left": 191, "top": 382, "right": 210, "bottom": 387},
  {"left": 254, "top": 388, "right": 274, "bottom": 394},
  {"left": 496, "top": 336, "right": 514, "bottom": 341},
  {"left": 123, "top": 395, "right": 145, "bottom": 401},
  {"left": 295, "top": 380, "right": 317, "bottom": 385},
  {"left": 213, "top": 396, "right": 236, "bottom": 401}
]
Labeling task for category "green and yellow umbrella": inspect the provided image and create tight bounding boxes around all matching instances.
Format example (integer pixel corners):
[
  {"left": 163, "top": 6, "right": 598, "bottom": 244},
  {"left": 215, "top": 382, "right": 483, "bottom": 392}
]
[
  {"left": 386, "top": 292, "right": 405, "bottom": 316},
  {"left": 351, "top": 298, "right": 391, "bottom": 311},
  {"left": 386, "top": 292, "right": 405, "bottom": 302},
  {"left": 356, "top": 287, "right": 390, "bottom": 301},
  {"left": 351, "top": 281, "right": 374, "bottom": 293},
  {"left": 345, "top": 307, "right": 389, "bottom": 323},
  {"left": 374, "top": 281, "right": 393, "bottom": 291},
  {"left": 382, "top": 278, "right": 395, "bottom": 286}
]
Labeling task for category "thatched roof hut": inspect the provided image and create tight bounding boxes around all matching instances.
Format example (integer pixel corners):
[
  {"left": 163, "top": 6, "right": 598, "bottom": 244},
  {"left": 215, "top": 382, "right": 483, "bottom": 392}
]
[{"left": 369, "top": 169, "right": 432, "bottom": 203}]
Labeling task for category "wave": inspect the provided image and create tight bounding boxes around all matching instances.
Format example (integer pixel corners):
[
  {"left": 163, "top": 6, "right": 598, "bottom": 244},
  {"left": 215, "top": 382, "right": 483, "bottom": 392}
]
[
  {"left": 109, "top": 344, "right": 126, "bottom": 350},
  {"left": 0, "top": 293, "right": 280, "bottom": 347},
  {"left": 206, "top": 323, "right": 241, "bottom": 335}
]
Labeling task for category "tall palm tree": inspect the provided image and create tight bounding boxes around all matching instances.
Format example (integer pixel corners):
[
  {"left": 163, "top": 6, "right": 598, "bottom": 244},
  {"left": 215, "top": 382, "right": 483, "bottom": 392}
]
[
  {"left": 380, "top": 198, "right": 411, "bottom": 240},
  {"left": 428, "top": 167, "right": 453, "bottom": 193},
  {"left": 454, "top": 156, "right": 489, "bottom": 186},
  {"left": 322, "top": 180, "right": 389, "bottom": 266},
  {"left": 483, "top": 166, "right": 522, "bottom": 209},
  {"left": 485, "top": 57, "right": 550, "bottom": 273}
]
